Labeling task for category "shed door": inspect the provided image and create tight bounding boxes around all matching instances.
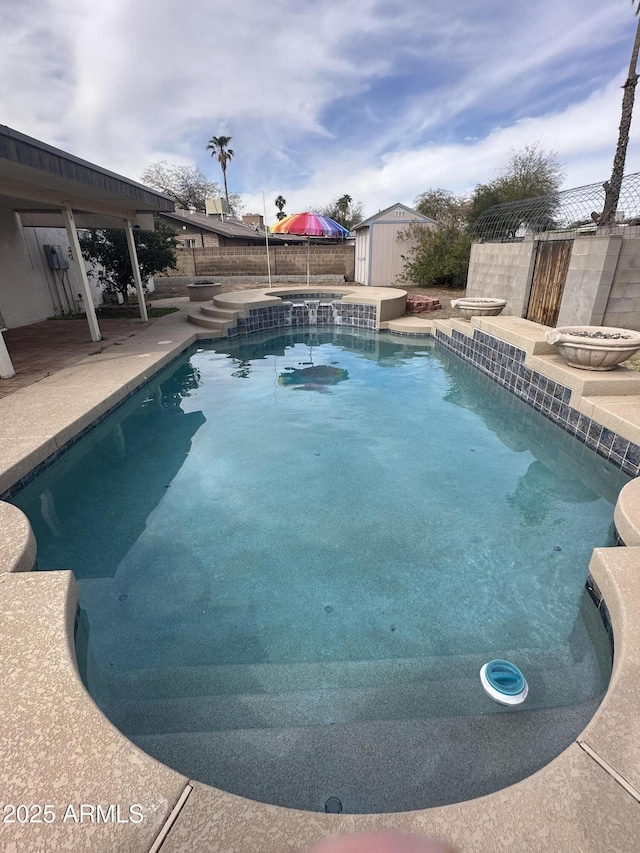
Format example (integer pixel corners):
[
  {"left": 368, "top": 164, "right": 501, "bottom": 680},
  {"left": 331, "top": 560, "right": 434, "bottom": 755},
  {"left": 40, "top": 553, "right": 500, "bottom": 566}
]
[
  {"left": 526, "top": 239, "right": 573, "bottom": 327},
  {"left": 355, "top": 231, "right": 368, "bottom": 285}
]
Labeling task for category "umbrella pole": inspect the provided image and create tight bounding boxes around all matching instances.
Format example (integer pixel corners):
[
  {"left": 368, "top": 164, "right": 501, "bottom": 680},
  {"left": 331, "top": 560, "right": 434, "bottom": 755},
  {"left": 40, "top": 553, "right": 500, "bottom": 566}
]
[
  {"left": 306, "top": 237, "right": 310, "bottom": 287},
  {"left": 263, "top": 191, "right": 272, "bottom": 287}
]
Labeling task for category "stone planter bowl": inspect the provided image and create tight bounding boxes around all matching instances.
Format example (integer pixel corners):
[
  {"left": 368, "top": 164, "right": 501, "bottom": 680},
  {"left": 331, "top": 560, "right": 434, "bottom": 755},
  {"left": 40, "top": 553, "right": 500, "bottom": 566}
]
[
  {"left": 546, "top": 326, "right": 640, "bottom": 371},
  {"left": 450, "top": 297, "right": 507, "bottom": 319},
  {"left": 186, "top": 282, "right": 222, "bottom": 302}
]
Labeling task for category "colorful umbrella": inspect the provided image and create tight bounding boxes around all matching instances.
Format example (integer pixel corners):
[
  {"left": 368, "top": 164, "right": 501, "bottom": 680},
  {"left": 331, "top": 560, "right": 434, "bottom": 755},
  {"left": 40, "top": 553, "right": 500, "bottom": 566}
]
[{"left": 270, "top": 212, "right": 350, "bottom": 285}]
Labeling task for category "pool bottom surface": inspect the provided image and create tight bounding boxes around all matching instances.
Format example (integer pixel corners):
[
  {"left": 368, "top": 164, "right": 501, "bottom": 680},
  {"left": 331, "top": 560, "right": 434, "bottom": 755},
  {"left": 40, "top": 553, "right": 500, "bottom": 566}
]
[
  {"left": 17, "top": 329, "right": 623, "bottom": 813},
  {"left": 84, "top": 588, "right": 609, "bottom": 813}
]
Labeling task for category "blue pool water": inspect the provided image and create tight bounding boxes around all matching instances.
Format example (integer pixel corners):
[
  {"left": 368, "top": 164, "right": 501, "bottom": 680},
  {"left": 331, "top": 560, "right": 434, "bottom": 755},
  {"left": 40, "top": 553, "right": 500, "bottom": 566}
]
[{"left": 12, "top": 329, "right": 628, "bottom": 813}]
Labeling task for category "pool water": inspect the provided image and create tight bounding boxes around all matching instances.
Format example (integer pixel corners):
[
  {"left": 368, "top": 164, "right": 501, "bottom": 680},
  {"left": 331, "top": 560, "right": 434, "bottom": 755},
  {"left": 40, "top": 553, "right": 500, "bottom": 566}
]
[{"left": 13, "top": 330, "right": 627, "bottom": 813}]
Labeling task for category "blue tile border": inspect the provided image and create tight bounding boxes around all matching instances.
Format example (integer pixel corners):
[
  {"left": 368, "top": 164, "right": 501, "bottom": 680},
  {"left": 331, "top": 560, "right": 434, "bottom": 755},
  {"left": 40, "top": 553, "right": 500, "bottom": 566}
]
[
  {"left": 586, "top": 574, "right": 615, "bottom": 659},
  {"left": 0, "top": 344, "right": 194, "bottom": 502},
  {"left": 226, "top": 301, "right": 377, "bottom": 338},
  {"left": 381, "top": 329, "right": 433, "bottom": 338},
  {"left": 434, "top": 326, "right": 640, "bottom": 478}
]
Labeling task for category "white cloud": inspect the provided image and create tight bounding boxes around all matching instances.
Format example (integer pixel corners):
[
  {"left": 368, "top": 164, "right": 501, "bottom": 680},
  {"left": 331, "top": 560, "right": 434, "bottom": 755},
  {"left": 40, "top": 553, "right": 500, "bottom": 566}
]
[
  {"left": 244, "top": 77, "right": 640, "bottom": 220},
  {"left": 0, "top": 0, "right": 638, "bottom": 221}
]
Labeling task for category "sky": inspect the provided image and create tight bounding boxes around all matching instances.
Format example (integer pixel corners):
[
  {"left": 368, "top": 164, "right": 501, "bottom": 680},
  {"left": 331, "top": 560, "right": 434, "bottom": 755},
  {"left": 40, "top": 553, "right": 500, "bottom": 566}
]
[{"left": 2, "top": 0, "right": 640, "bottom": 223}]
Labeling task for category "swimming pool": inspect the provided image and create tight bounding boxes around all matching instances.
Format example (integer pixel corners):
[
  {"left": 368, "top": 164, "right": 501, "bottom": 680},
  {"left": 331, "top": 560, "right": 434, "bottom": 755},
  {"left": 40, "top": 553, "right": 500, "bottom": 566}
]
[{"left": 11, "top": 328, "right": 628, "bottom": 814}]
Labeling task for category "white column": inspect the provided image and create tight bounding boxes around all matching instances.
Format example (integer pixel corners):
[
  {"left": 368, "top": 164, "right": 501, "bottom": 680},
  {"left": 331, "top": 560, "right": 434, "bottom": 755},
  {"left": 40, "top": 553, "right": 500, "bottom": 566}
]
[
  {"left": 0, "top": 328, "right": 16, "bottom": 379},
  {"left": 61, "top": 206, "right": 101, "bottom": 342},
  {"left": 125, "top": 219, "right": 148, "bottom": 322}
]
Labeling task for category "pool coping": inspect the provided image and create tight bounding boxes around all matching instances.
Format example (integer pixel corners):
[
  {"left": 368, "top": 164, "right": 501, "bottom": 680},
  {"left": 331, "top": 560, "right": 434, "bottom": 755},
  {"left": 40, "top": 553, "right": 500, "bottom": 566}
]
[{"left": 2, "top": 304, "right": 640, "bottom": 850}]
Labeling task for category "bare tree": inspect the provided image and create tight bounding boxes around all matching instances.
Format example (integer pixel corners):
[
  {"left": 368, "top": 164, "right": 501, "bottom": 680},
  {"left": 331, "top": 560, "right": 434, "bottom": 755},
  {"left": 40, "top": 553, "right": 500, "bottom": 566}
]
[{"left": 140, "top": 162, "right": 221, "bottom": 212}]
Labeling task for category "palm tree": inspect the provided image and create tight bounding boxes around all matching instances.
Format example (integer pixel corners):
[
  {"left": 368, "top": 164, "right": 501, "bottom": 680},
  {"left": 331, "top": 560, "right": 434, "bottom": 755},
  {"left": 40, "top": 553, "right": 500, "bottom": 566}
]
[
  {"left": 336, "top": 194, "right": 352, "bottom": 221},
  {"left": 275, "top": 194, "right": 287, "bottom": 221},
  {"left": 206, "top": 135, "right": 234, "bottom": 214},
  {"left": 598, "top": 4, "right": 640, "bottom": 224}
]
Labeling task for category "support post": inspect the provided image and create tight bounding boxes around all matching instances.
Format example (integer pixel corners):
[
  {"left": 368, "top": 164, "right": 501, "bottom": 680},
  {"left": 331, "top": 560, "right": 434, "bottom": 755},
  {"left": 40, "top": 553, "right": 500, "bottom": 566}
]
[
  {"left": 62, "top": 206, "right": 101, "bottom": 342},
  {"left": 0, "top": 328, "right": 16, "bottom": 379},
  {"left": 125, "top": 219, "right": 148, "bottom": 322}
]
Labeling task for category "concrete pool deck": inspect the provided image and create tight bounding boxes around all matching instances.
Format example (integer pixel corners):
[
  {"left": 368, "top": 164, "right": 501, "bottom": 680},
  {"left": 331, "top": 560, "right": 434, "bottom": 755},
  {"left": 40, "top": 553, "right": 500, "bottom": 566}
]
[{"left": 2, "top": 299, "right": 640, "bottom": 850}]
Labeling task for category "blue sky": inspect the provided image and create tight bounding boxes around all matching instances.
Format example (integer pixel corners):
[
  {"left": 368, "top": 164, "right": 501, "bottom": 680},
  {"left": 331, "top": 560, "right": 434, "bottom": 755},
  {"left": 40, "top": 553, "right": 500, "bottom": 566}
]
[{"left": 1, "top": 0, "right": 639, "bottom": 222}]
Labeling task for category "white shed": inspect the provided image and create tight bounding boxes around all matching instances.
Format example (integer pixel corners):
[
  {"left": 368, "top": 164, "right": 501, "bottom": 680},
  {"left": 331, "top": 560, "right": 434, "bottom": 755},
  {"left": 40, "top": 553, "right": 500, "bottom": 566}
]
[{"left": 354, "top": 203, "right": 436, "bottom": 287}]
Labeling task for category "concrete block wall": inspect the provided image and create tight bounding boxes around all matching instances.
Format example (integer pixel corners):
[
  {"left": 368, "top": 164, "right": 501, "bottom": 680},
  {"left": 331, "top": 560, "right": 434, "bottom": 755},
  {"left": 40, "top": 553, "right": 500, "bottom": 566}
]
[
  {"left": 466, "top": 241, "right": 536, "bottom": 316},
  {"left": 557, "top": 237, "right": 622, "bottom": 327},
  {"left": 468, "top": 231, "right": 640, "bottom": 330},
  {"left": 169, "top": 245, "right": 355, "bottom": 279},
  {"left": 603, "top": 237, "right": 640, "bottom": 329}
]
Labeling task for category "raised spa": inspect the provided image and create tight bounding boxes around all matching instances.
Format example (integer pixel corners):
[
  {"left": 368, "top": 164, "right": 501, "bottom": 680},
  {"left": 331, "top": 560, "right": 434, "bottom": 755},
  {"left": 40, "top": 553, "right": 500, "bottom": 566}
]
[{"left": 11, "top": 329, "right": 626, "bottom": 815}]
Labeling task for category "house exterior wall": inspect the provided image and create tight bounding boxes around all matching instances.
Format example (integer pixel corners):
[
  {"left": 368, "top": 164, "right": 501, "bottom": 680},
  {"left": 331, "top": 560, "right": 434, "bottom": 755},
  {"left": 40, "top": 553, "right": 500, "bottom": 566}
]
[
  {"left": 171, "top": 223, "right": 221, "bottom": 248},
  {"left": 466, "top": 241, "right": 538, "bottom": 317},
  {"left": 0, "top": 211, "right": 102, "bottom": 328}
]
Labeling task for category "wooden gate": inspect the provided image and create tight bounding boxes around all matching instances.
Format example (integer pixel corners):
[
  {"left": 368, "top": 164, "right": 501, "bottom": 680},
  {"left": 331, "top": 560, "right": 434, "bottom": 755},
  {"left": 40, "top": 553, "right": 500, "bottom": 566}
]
[{"left": 526, "top": 239, "right": 573, "bottom": 327}]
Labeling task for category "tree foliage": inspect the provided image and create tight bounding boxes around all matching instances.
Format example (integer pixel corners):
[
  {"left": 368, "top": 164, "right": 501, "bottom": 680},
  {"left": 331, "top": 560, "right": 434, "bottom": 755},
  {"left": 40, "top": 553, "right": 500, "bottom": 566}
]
[
  {"left": 402, "top": 145, "right": 564, "bottom": 285},
  {"left": 316, "top": 193, "right": 364, "bottom": 230},
  {"left": 400, "top": 221, "right": 471, "bottom": 287},
  {"left": 79, "top": 216, "right": 178, "bottom": 303},
  {"left": 414, "top": 189, "right": 469, "bottom": 227},
  {"left": 140, "top": 162, "right": 219, "bottom": 212},
  {"left": 468, "top": 144, "right": 564, "bottom": 236},
  {"left": 275, "top": 194, "right": 287, "bottom": 221}
]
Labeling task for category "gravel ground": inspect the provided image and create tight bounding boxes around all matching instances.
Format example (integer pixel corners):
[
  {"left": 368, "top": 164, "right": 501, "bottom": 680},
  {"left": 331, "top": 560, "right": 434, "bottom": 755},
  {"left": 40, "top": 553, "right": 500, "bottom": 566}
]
[{"left": 151, "top": 278, "right": 466, "bottom": 321}]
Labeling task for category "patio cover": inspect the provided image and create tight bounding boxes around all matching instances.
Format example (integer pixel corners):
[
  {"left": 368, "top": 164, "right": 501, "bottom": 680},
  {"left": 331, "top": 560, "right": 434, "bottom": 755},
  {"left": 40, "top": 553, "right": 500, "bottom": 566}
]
[{"left": 0, "top": 125, "right": 175, "bottom": 377}]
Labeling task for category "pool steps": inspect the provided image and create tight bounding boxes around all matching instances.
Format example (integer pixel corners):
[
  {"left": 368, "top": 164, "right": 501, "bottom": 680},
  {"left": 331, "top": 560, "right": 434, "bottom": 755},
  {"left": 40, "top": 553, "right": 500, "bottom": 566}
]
[
  {"left": 95, "top": 613, "right": 606, "bottom": 735},
  {"left": 184, "top": 311, "right": 226, "bottom": 335},
  {"left": 127, "top": 699, "right": 602, "bottom": 813},
  {"left": 103, "top": 655, "right": 602, "bottom": 737},
  {"left": 97, "top": 639, "right": 605, "bottom": 813},
  {"left": 187, "top": 286, "right": 407, "bottom": 335}
]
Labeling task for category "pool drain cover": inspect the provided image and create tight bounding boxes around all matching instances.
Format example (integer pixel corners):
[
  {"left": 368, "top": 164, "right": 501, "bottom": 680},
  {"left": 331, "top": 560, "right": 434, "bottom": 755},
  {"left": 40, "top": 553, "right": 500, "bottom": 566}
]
[{"left": 325, "top": 797, "right": 342, "bottom": 814}]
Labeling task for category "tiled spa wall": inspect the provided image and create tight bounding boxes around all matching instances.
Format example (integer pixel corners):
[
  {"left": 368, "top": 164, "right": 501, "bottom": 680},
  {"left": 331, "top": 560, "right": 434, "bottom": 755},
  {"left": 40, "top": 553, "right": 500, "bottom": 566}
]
[
  {"left": 435, "top": 326, "right": 640, "bottom": 478},
  {"left": 229, "top": 299, "right": 377, "bottom": 337}
]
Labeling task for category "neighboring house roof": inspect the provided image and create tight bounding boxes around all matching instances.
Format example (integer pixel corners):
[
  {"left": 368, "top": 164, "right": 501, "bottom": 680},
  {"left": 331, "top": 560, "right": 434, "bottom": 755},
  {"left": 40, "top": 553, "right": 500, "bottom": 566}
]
[
  {"left": 355, "top": 202, "right": 436, "bottom": 230},
  {"left": 160, "top": 209, "right": 306, "bottom": 243}
]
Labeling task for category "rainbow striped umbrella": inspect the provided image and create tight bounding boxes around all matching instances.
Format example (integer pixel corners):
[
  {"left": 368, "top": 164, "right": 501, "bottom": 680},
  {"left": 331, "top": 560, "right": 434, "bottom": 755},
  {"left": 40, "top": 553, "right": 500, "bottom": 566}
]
[
  {"left": 270, "top": 212, "right": 350, "bottom": 239},
  {"left": 270, "top": 212, "right": 350, "bottom": 284}
]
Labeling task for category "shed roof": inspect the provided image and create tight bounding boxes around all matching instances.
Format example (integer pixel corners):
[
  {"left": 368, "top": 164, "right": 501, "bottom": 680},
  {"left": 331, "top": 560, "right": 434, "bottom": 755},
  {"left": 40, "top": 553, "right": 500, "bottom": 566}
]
[{"left": 355, "top": 202, "right": 436, "bottom": 230}]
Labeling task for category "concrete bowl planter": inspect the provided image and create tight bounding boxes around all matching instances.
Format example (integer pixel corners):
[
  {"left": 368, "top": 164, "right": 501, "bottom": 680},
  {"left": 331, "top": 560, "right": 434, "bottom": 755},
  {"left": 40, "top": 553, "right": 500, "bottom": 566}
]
[
  {"left": 186, "top": 282, "right": 222, "bottom": 302},
  {"left": 546, "top": 326, "right": 640, "bottom": 371},
  {"left": 450, "top": 297, "right": 506, "bottom": 319}
]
